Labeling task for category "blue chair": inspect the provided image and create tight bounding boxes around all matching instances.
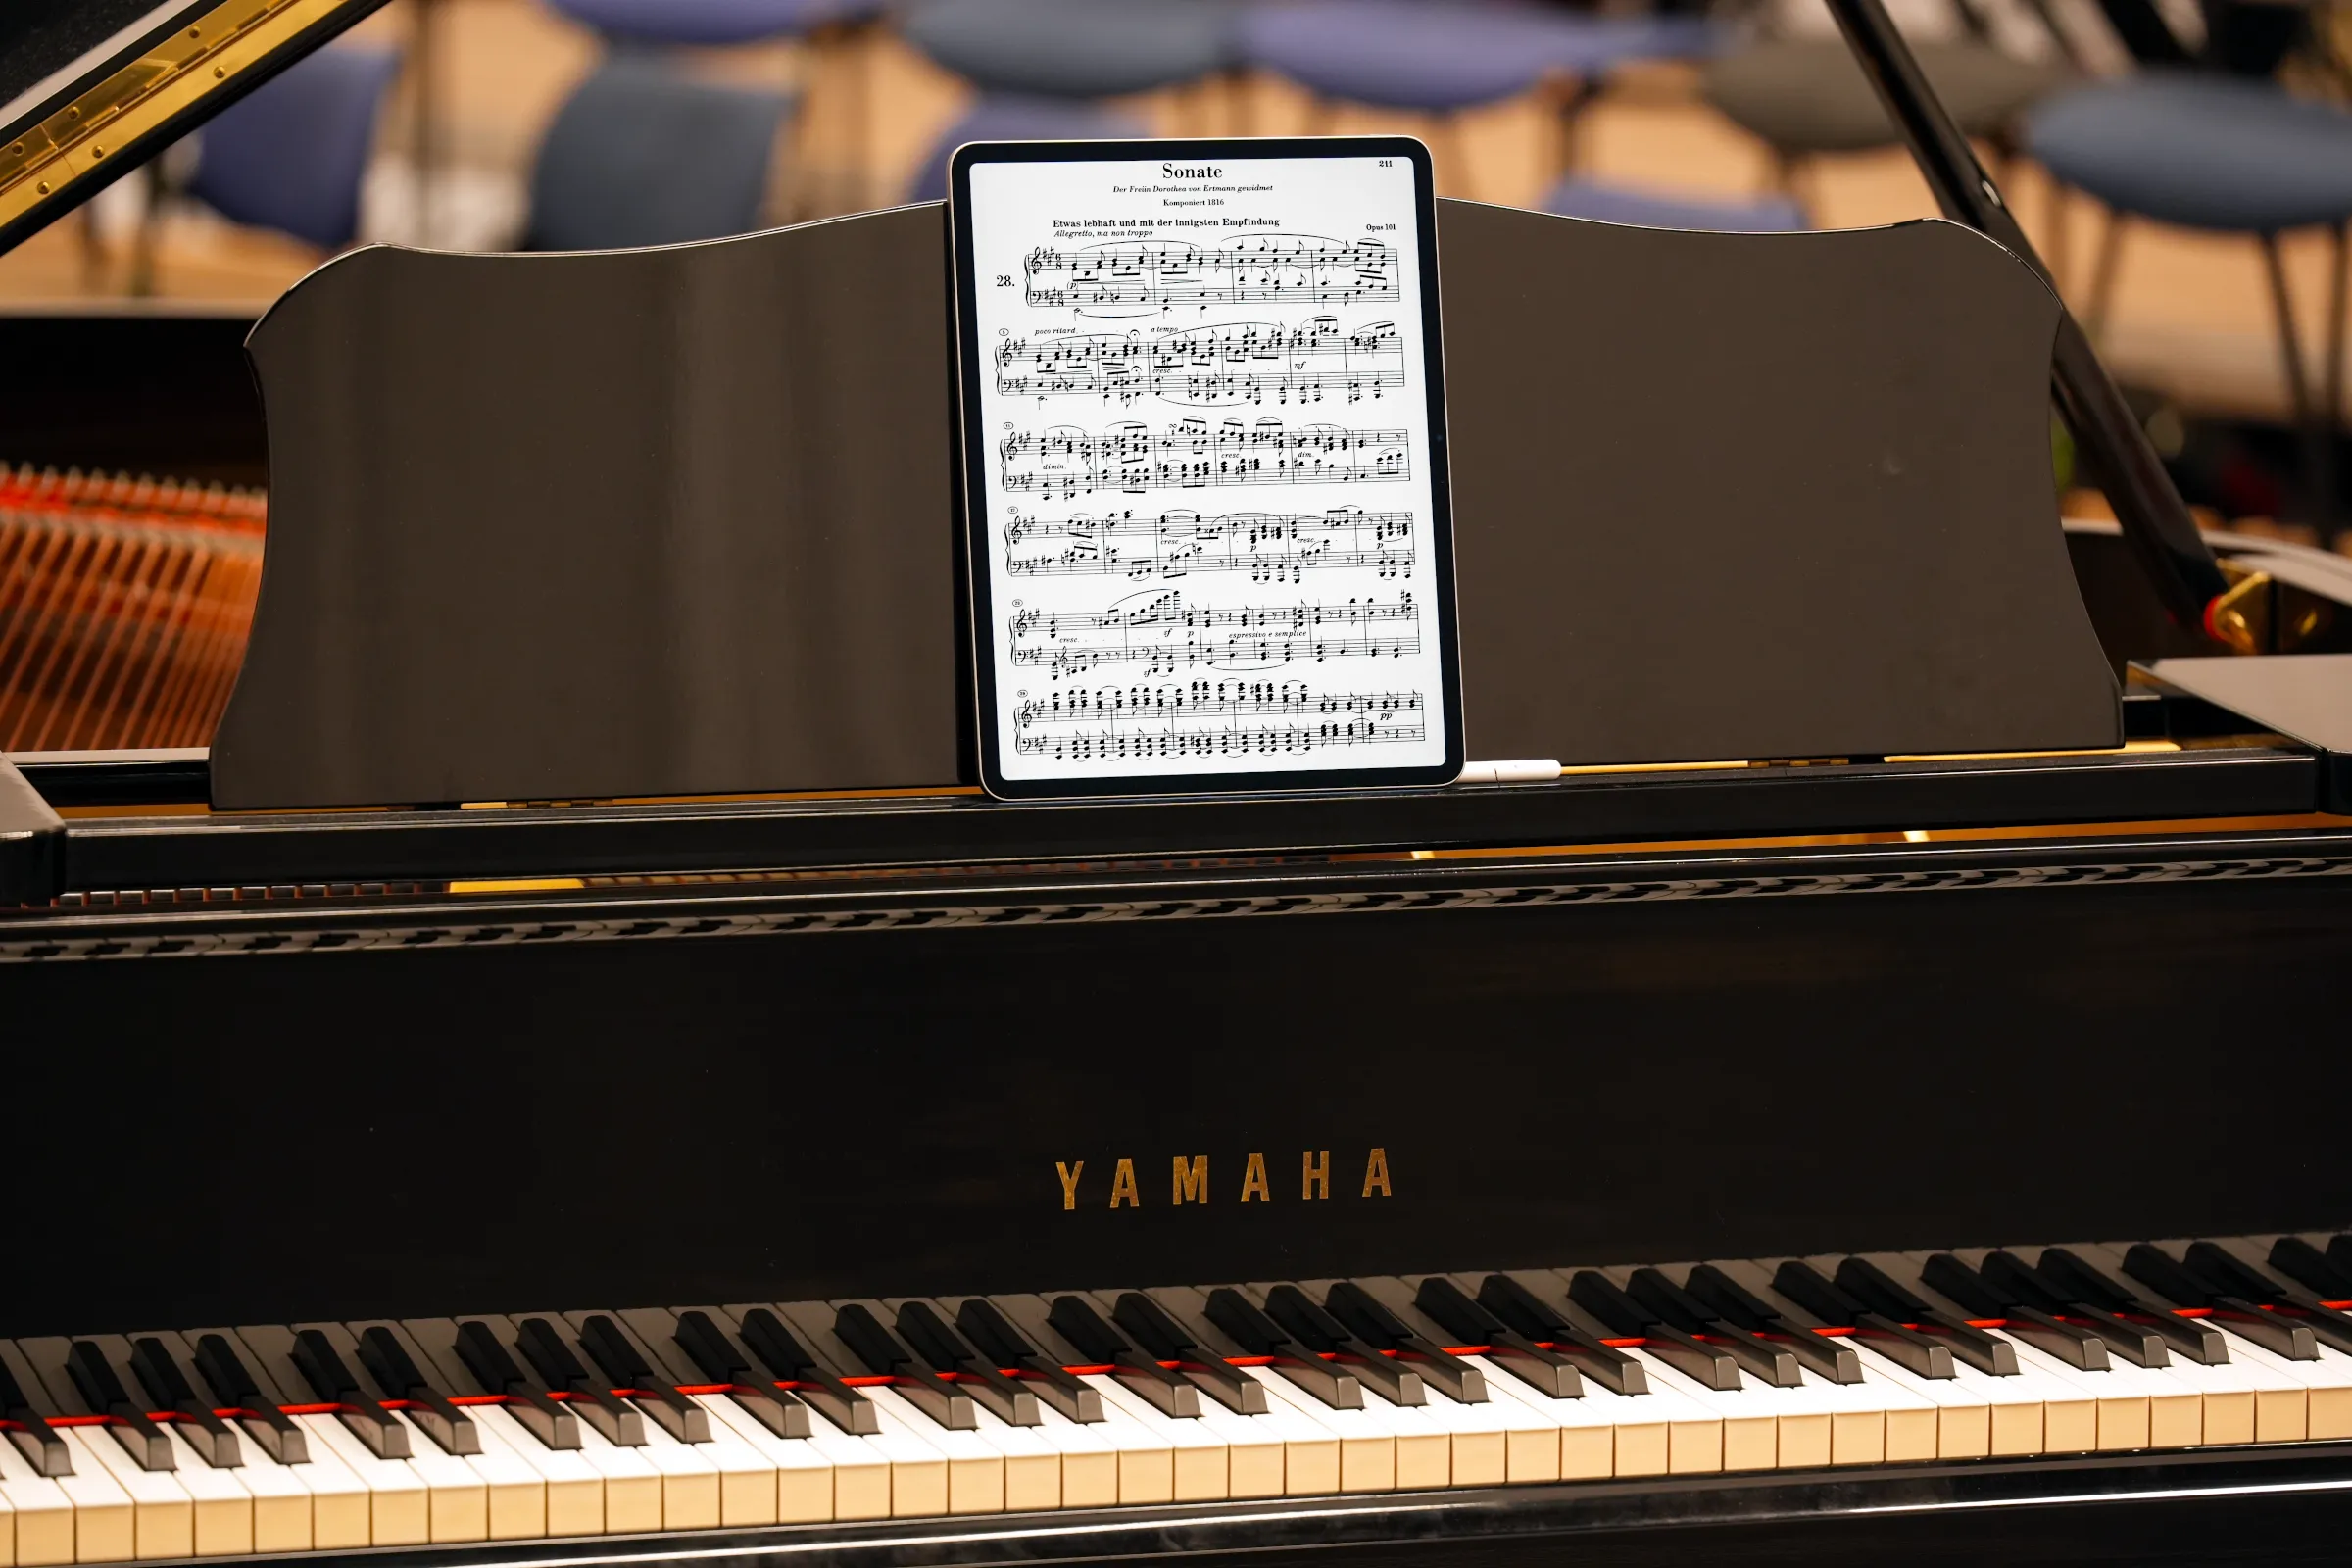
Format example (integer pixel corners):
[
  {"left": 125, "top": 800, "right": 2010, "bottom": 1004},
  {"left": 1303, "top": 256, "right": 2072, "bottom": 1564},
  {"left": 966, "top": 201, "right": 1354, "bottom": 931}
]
[
  {"left": 548, "top": 0, "right": 881, "bottom": 44},
  {"left": 526, "top": 54, "right": 793, "bottom": 250},
  {"left": 2030, "top": 72, "right": 2352, "bottom": 535},
  {"left": 543, "top": 0, "right": 887, "bottom": 215},
  {"left": 186, "top": 45, "right": 403, "bottom": 250},
  {"left": 906, "top": 97, "right": 1148, "bottom": 204},
  {"left": 1540, "top": 175, "right": 1805, "bottom": 233},
  {"left": 899, "top": 0, "right": 1237, "bottom": 101},
  {"left": 1234, "top": 0, "right": 1717, "bottom": 196}
]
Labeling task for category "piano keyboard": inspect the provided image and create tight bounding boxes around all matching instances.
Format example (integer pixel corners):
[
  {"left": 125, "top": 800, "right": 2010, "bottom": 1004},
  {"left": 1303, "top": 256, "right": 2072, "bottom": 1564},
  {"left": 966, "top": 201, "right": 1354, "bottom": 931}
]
[{"left": 5, "top": 1233, "right": 2352, "bottom": 1562}]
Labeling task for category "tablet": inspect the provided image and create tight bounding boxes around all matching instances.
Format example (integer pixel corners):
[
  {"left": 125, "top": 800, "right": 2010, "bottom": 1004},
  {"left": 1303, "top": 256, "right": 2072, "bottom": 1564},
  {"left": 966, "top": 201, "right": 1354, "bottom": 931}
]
[{"left": 950, "top": 136, "right": 1465, "bottom": 800}]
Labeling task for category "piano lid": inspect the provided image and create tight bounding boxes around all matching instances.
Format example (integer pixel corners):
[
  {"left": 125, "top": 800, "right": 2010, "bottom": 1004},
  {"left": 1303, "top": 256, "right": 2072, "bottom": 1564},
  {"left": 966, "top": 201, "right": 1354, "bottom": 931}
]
[{"left": 0, "top": 0, "right": 390, "bottom": 259}]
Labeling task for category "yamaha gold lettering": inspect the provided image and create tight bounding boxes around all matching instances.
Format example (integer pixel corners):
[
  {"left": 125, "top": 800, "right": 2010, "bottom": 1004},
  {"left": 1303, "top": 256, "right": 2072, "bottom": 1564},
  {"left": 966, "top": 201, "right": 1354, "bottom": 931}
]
[{"left": 1055, "top": 1148, "right": 1395, "bottom": 1208}]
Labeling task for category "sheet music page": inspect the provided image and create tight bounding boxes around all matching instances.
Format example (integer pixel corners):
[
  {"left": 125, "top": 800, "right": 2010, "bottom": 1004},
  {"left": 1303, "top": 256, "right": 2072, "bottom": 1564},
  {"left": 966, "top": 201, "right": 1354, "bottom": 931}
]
[{"left": 962, "top": 145, "right": 1455, "bottom": 789}]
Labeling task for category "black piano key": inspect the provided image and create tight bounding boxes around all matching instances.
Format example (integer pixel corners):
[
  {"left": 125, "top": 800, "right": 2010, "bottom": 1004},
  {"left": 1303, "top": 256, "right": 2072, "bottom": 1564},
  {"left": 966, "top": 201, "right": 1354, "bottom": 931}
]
[
  {"left": 735, "top": 1308, "right": 880, "bottom": 1436},
  {"left": 1322, "top": 1282, "right": 1487, "bottom": 1403},
  {"left": 1834, "top": 1257, "right": 2019, "bottom": 1376},
  {"left": 1568, "top": 1271, "right": 1741, "bottom": 1391},
  {"left": 1768, "top": 1262, "right": 1954, "bottom": 1379},
  {"left": 1473, "top": 1274, "right": 1647, "bottom": 1396},
  {"left": 1920, "top": 1255, "right": 2110, "bottom": 1371},
  {"left": 1111, "top": 1293, "right": 1267, "bottom": 1414},
  {"left": 892, "top": 1302, "right": 1042, "bottom": 1427},
  {"left": 1410, "top": 1278, "right": 1583, "bottom": 1398},
  {"left": 2270, "top": 1237, "right": 2352, "bottom": 1301},
  {"left": 2328, "top": 1233, "right": 2352, "bottom": 1285},
  {"left": 1683, "top": 1265, "right": 1862, "bottom": 1385},
  {"left": 514, "top": 1317, "right": 645, "bottom": 1446},
  {"left": 2034, "top": 1249, "right": 2228, "bottom": 1365},
  {"left": 1626, "top": 1269, "right": 1800, "bottom": 1388},
  {"left": 127, "top": 1337, "right": 243, "bottom": 1467},
  {"left": 452, "top": 1321, "right": 580, "bottom": 1450},
  {"left": 65, "top": 1341, "right": 176, "bottom": 1470},
  {"left": 2122, "top": 1244, "right": 2319, "bottom": 1360},
  {"left": 189, "top": 1333, "right": 308, "bottom": 1463},
  {"left": 2184, "top": 1242, "right": 2352, "bottom": 1355},
  {"left": 1261, "top": 1286, "right": 1424, "bottom": 1406},
  {"left": 954, "top": 1299, "right": 1103, "bottom": 1423},
  {"left": 353, "top": 1325, "right": 481, "bottom": 1455},
  {"left": 833, "top": 1304, "right": 977, "bottom": 1430},
  {"left": 1980, "top": 1253, "right": 2169, "bottom": 1369},
  {"left": 1203, "top": 1288, "right": 1365, "bottom": 1410},
  {"left": 0, "top": 1349, "right": 72, "bottom": 1477},
  {"left": 1043, "top": 1297, "right": 1200, "bottom": 1417},
  {"left": 672, "top": 1310, "right": 812, "bottom": 1440},
  {"left": 577, "top": 1315, "right": 712, "bottom": 1442},
  {"left": 289, "top": 1328, "right": 412, "bottom": 1458}
]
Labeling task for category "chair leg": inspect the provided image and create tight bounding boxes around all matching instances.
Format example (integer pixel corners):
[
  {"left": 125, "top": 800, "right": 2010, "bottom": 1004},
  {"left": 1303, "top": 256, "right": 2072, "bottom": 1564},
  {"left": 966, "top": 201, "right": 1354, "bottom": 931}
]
[
  {"left": 2085, "top": 208, "right": 2125, "bottom": 343},
  {"left": 1551, "top": 77, "right": 1591, "bottom": 179},
  {"left": 2043, "top": 173, "right": 2070, "bottom": 292},
  {"left": 2260, "top": 230, "right": 2335, "bottom": 539},
  {"left": 2326, "top": 221, "right": 2349, "bottom": 548}
]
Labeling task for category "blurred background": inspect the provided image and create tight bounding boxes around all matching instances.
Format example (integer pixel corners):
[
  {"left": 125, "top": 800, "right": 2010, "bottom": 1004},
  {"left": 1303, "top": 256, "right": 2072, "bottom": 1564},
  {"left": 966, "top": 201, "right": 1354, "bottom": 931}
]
[{"left": 4, "top": 0, "right": 2351, "bottom": 545}]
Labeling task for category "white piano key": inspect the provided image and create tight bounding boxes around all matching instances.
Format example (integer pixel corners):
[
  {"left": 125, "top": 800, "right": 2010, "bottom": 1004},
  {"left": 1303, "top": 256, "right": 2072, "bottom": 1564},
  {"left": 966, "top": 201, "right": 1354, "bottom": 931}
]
[
  {"left": 1121, "top": 1288, "right": 1342, "bottom": 1494},
  {"left": 151, "top": 1428, "right": 247, "bottom": 1558},
  {"left": 0, "top": 1431, "right": 76, "bottom": 1566},
  {"left": 1233, "top": 1364, "right": 1395, "bottom": 1494},
  {"left": 197, "top": 1425, "right": 316, "bottom": 1556},
  {"left": 1521, "top": 1276, "right": 1728, "bottom": 1475},
  {"left": 459, "top": 1400, "right": 568, "bottom": 1542},
  {"left": 861, "top": 1385, "right": 1003, "bottom": 1515},
  {"left": 2066, "top": 1245, "right": 2314, "bottom": 1443},
  {"left": 964, "top": 1405, "right": 1061, "bottom": 1513},
  {"left": 286, "top": 1414, "right": 429, "bottom": 1546},
  {"left": 1710, "top": 1260, "right": 1943, "bottom": 1463},
  {"left": 566, "top": 1426, "right": 662, "bottom": 1536},
  {"left": 604, "top": 1314, "right": 781, "bottom": 1530},
  {"left": 1027, "top": 1406, "right": 1118, "bottom": 1509},
  {"left": 983, "top": 1296, "right": 1202, "bottom": 1503},
  {"left": 1824, "top": 1254, "right": 2056, "bottom": 1455},
  {"left": 1071, "top": 1291, "right": 1313, "bottom": 1497},
  {"left": 376, "top": 1411, "right": 488, "bottom": 1543},
  {"left": 631, "top": 1422, "right": 723, "bottom": 1531},
  {"left": 1454, "top": 1354, "right": 1596, "bottom": 1482},
  {"left": 681, "top": 1381, "right": 835, "bottom": 1525},
  {"left": 1443, "top": 1273, "right": 1666, "bottom": 1478},
  {"left": 57, "top": 1429, "right": 188, "bottom": 1562},
  {"left": 712, "top": 1304, "right": 895, "bottom": 1519},
  {"left": 1909, "top": 1251, "right": 2192, "bottom": 1451},
  {"left": 540, "top": 1311, "right": 720, "bottom": 1529},
  {"left": 767, "top": 1303, "right": 951, "bottom": 1517},
  {"left": 1072, "top": 1378, "right": 1209, "bottom": 1502}
]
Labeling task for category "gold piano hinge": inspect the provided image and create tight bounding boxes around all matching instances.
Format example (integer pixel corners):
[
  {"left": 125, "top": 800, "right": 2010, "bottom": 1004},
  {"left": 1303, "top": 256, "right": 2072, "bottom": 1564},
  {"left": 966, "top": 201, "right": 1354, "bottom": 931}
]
[
  {"left": 0, "top": 0, "right": 373, "bottom": 232},
  {"left": 2206, "top": 561, "right": 2274, "bottom": 655}
]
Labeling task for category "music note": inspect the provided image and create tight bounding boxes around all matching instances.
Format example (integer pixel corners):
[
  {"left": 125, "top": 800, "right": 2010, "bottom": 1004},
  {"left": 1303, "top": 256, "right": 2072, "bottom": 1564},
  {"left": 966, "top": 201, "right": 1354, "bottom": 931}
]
[
  {"left": 1011, "top": 680, "right": 1426, "bottom": 760},
  {"left": 1004, "top": 507, "right": 1414, "bottom": 583},
  {"left": 1008, "top": 589, "right": 1422, "bottom": 678},
  {"left": 1024, "top": 235, "right": 1400, "bottom": 310},
  {"left": 996, "top": 318, "right": 1405, "bottom": 408},
  {"left": 1000, "top": 417, "right": 1410, "bottom": 499}
]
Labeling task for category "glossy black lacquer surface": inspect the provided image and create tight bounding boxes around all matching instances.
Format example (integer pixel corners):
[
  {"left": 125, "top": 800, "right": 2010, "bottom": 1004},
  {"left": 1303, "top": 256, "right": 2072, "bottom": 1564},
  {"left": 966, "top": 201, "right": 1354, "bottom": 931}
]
[
  {"left": 214, "top": 202, "right": 2117, "bottom": 810},
  {"left": 5, "top": 827, "right": 2348, "bottom": 1337}
]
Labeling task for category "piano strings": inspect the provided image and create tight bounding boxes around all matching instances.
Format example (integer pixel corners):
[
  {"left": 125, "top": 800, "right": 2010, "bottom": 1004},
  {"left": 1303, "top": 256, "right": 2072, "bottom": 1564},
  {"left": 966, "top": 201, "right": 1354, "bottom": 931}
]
[
  {"left": 995, "top": 318, "right": 1404, "bottom": 407},
  {"left": 1004, "top": 507, "right": 1414, "bottom": 583},
  {"left": 1008, "top": 589, "right": 1421, "bottom": 677},
  {"left": 1000, "top": 418, "right": 1410, "bottom": 499},
  {"left": 1011, "top": 680, "right": 1425, "bottom": 760},
  {"left": 1023, "top": 234, "right": 1400, "bottom": 310}
]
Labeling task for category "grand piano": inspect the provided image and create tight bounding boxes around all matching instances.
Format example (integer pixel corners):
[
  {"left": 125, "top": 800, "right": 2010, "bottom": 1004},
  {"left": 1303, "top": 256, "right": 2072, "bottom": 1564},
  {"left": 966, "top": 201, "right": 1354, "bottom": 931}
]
[{"left": 4, "top": 2, "right": 2352, "bottom": 1564}]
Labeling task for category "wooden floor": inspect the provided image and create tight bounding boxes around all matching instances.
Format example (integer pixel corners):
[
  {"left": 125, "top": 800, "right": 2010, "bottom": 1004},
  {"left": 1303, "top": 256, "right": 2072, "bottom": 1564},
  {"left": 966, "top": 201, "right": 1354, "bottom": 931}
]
[{"left": 2, "top": 0, "right": 2346, "bottom": 440}]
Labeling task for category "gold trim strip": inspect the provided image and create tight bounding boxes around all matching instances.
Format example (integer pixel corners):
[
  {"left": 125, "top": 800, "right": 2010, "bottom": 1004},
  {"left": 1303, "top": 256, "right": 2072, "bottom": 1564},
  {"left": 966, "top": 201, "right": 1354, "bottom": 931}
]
[{"left": 0, "top": 0, "right": 374, "bottom": 236}]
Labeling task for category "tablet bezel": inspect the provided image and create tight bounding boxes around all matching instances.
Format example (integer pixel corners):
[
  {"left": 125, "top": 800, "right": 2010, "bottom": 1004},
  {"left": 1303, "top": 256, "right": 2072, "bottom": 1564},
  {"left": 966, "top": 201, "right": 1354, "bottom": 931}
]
[{"left": 948, "top": 135, "right": 1466, "bottom": 801}]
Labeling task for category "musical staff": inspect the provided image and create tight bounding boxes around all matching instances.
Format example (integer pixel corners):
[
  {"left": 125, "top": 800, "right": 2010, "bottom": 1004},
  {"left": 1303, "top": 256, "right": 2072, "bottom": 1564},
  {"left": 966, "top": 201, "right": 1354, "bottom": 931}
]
[
  {"left": 1025, "top": 235, "right": 1399, "bottom": 309},
  {"left": 1005, "top": 507, "right": 1413, "bottom": 583},
  {"left": 1001, "top": 417, "right": 1409, "bottom": 499},
  {"left": 1012, "top": 680, "right": 1425, "bottom": 760},
  {"left": 1009, "top": 589, "right": 1421, "bottom": 677},
  {"left": 996, "top": 318, "right": 1403, "bottom": 407}
]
